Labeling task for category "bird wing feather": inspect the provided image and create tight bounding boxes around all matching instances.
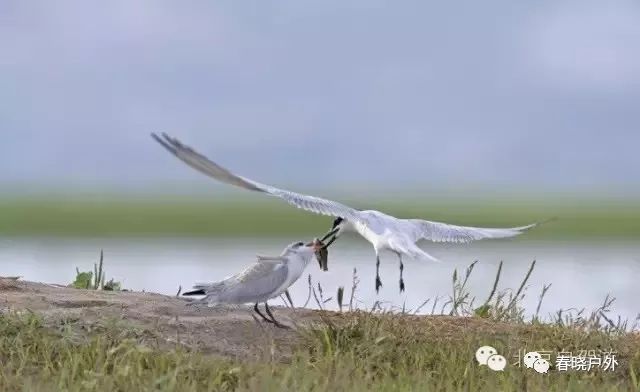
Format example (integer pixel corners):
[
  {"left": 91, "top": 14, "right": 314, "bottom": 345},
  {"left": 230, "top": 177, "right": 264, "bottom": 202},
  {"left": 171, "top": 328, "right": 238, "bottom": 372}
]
[
  {"left": 256, "top": 255, "right": 287, "bottom": 262},
  {"left": 225, "top": 261, "right": 289, "bottom": 302},
  {"left": 152, "top": 133, "right": 361, "bottom": 222},
  {"left": 409, "top": 219, "right": 539, "bottom": 243}
]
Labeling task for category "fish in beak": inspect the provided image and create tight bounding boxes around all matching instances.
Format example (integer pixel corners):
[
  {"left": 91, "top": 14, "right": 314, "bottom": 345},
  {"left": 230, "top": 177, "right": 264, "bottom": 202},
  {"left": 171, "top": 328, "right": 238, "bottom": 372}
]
[{"left": 306, "top": 238, "right": 329, "bottom": 271}]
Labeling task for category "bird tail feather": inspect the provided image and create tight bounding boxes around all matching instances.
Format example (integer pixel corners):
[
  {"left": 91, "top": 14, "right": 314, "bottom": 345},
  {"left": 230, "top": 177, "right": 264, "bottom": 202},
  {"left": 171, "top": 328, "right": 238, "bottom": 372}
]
[
  {"left": 182, "top": 289, "right": 206, "bottom": 296},
  {"left": 388, "top": 238, "right": 442, "bottom": 263},
  {"left": 409, "top": 246, "right": 442, "bottom": 263},
  {"left": 182, "top": 282, "right": 225, "bottom": 297}
]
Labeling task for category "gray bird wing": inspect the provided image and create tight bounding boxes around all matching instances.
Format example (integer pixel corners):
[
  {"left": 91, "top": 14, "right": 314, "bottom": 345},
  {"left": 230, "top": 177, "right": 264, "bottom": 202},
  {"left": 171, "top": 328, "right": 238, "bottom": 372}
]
[
  {"left": 409, "top": 219, "right": 539, "bottom": 243},
  {"left": 256, "top": 255, "right": 287, "bottom": 262},
  {"left": 152, "top": 133, "right": 361, "bottom": 222},
  {"left": 224, "top": 260, "right": 290, "bottom": 303}
]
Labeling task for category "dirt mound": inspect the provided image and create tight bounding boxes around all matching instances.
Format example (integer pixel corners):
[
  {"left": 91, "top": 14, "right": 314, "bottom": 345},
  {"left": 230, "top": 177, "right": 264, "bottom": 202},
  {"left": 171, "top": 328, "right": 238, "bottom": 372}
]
[
  {"left": 0, "top": 277, "right": 24, "bottom": 292},
  {"left": 0, "top": 279, "right": 320, "bottom": 359}
]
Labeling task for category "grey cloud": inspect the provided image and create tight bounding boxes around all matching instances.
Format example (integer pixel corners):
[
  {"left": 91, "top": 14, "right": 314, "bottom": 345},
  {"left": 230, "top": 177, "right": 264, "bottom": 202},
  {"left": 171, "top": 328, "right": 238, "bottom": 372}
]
[{"left": 1, "top": 0, "right": 639, "bottom": 193}]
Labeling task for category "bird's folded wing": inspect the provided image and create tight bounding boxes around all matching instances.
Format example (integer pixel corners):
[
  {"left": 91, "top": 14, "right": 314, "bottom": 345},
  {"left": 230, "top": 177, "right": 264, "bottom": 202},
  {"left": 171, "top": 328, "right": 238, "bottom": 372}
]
[
  {"left": 409, "top": 219, "right": 539, "bottom": 243},
  {"left": 231, "top": 263, "right": 289, "bottom": 301},
  {"left": 190, "top": 281, "right": 224, "bottom": 292},
  {"left": 236, "top": 260, "right": 283, "bottom": 282},
  {"left": 256, "top": 255, "right": 287, "bottom": 263},
  {"left": 152, "top": 133, "right": 361, "bottom": 221}
]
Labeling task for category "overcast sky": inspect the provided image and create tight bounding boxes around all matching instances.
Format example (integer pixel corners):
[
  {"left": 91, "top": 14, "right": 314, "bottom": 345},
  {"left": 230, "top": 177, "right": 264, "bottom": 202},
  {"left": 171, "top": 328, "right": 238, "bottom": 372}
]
[{"left": 1, "top": 1, "right": 639, "bottom": 195}]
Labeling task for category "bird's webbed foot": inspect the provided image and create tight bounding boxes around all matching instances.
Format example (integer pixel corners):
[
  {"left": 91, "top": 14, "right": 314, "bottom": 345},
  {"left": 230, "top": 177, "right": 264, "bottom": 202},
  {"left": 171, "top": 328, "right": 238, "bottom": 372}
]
[
  {"left": 254, "top": 303, "right": 274, "bottom": 324},
  {"left": 265, "top": 303, "right": 290, "bottom": 329}
]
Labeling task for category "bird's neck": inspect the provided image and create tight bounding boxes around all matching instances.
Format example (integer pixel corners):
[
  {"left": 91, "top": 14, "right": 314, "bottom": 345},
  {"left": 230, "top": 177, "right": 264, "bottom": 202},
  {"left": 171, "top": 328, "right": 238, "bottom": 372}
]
[{"left": 286, "top": 254, "right": 311, "bottom": 281}]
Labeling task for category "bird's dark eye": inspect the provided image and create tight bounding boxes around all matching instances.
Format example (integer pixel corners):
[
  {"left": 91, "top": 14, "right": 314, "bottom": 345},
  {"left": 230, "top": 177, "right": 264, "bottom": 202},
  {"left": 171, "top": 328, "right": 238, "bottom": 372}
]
[{"left": 295, "top": 242, "right": 304, "bottom": 247}]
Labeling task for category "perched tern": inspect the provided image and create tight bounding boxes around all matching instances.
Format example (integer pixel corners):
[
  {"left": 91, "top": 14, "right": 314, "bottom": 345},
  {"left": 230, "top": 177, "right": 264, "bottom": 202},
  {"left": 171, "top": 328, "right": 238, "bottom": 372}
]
[
  {"left": 183, "top": 239, "right": 322, "bottom": 328},
  {"left": 153, "top": 133, "right": 545, "bottom": 293}
]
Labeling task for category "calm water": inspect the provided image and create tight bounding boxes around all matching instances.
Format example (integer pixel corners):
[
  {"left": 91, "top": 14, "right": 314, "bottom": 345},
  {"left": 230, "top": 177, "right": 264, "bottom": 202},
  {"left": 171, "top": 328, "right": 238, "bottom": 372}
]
[{"left": 1, "top": 237, "right": 638, "bottom": 322}]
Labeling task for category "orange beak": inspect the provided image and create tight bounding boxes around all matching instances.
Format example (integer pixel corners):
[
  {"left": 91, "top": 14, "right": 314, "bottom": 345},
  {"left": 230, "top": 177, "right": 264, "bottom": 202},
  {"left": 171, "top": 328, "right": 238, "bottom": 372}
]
[{"left": 309, "top": 239, "right": 322, "bottom": 252}]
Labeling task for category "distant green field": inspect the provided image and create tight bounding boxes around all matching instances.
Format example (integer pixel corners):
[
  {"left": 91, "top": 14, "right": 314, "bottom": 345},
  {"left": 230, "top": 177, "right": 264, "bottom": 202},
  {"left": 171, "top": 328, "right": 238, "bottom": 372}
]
[{"left": 0, "top": 195, "right": 638, "bottom": 239}]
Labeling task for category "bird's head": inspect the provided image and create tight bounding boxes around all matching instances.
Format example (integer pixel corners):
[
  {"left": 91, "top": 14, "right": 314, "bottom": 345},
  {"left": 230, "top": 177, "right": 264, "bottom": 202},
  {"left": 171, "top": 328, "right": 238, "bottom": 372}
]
[
  {"left": 293, "top": 240, "right": 327, "bottom": 269},
  {"left": 281, "top": 239, "right": 329, "bottom": 270},
  {"left": 332, "top": 216, "right": 345, "bottom": 230},
  {"left": 321, "top": 217, "right": 346, "bottom": 241},
  {"left": 282, "top": 240, "right": 322, "bottom": 258}
]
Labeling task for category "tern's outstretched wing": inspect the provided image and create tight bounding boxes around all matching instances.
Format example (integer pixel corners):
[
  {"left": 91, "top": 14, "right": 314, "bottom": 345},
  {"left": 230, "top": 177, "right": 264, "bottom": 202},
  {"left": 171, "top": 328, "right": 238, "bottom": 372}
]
[
  {"left": 152, "top": 133, "right": 360, "bottom": 221},
  {"left": 409, "top": 219, "right": 541, "bottom": 244}
]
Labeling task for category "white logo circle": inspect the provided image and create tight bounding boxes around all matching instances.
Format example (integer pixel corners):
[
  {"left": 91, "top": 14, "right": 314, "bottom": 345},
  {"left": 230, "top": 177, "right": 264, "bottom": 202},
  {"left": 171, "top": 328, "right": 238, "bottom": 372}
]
[
  {"left": 533, "top": 358, "right": 550, "bottom": 374},
  {"left": 524, "top": 352, "right": 541, "bottom": 369},
  {"left": 487, "top": 354, "right": 507, "bottom": 371},
  {"left": 475, "top": 346, "right": 497, "bottom": 365}
]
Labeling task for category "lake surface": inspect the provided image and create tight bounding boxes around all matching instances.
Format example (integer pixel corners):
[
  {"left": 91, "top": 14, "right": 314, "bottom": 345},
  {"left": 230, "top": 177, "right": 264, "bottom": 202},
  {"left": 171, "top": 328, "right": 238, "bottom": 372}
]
[{"left": 0, "top": 237, "right": 638, "bottom": 322}]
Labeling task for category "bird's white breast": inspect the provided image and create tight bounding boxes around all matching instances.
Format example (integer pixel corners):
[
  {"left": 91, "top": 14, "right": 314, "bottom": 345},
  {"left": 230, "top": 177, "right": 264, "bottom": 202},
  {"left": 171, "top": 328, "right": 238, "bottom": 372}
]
[
  {"left": 354, "top": 220, "right": 382, "bottom": 245},
  {"left": 351, "top": 210, "right": 412, "bottom": 252},
  {"left": 272, "top": 254, "right": 308, "bottom": 297}
]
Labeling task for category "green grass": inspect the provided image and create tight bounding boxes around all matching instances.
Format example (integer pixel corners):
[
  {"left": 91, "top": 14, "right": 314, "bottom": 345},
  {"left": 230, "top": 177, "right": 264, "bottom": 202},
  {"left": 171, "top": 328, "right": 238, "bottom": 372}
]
[
  {"left": 0, "top": 313, "right": 240, "bottom": 391},
  {"left": 0, "top": 311, "right": 638, "bottom": 391},
  {"left": 1, "top": 195, "right": 639, "bottom": 239}
]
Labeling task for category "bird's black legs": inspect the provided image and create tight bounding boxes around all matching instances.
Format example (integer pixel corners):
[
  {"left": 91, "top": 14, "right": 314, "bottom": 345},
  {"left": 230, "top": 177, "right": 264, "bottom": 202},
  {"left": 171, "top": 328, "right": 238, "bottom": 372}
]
[
  {"left": 265, "top": 302, "right": 289, "bottom": 329},
  {"left": 254, "top": 303, "right": 274, "bottom": 324},
  {"left": 375, "top": 255, "right": 383, "bottom": 293},
  {"left": 254, "top": 303, "right": 289, "bottom": 329},
  {"left": 284, "top": 289, "right": 294, "bottom": 307},
  {"left": 398, "top": 254, "right": 405, "bottom": 293}
]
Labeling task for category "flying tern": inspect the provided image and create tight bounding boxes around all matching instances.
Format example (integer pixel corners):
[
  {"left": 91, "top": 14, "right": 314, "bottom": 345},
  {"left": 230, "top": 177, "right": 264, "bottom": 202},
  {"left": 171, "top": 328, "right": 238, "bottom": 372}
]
[
  {"left": 183, "top": 239, "right": 322, "bottom": 328},
  {"left": 153, "top": 132, "right": 544, "bottom": 293}
]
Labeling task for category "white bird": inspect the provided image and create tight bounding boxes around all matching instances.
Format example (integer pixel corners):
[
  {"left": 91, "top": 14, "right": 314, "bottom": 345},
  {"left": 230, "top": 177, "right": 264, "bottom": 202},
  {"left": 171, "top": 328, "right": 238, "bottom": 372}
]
[
  {"left": 153, "top": 133, "right": 547, "bottom": 293},
  {"left": 183, "top": 239, "right": 322, "bottom": 328}
]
